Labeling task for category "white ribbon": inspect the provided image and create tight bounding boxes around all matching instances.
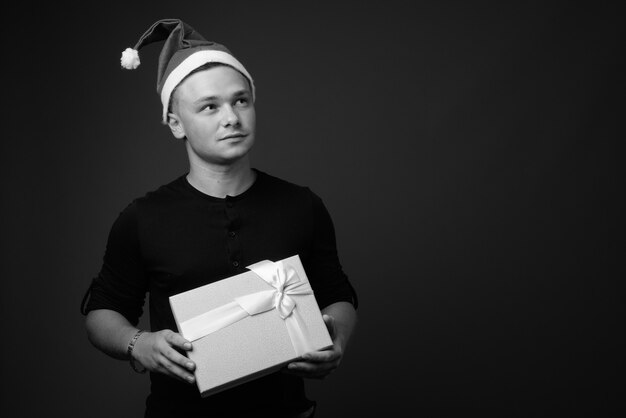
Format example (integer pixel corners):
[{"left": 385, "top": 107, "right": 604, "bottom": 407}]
[{"left": 179, "top": 260, "right": 315, "bottom": 356}]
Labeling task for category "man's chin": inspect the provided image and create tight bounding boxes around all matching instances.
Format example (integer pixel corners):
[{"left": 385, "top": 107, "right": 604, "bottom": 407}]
[{"left": 214, "top": 148, "right": 253, "bottom": 165}]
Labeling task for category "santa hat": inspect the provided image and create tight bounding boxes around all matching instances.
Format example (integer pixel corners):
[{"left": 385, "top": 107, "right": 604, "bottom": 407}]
[{"left": 120, "top": 18, "right": 255, "bottom": 123}]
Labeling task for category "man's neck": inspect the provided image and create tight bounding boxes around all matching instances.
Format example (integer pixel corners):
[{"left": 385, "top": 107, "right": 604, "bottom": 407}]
[{"left": 186, "top": 157, "right": 256, "bottom": 198}]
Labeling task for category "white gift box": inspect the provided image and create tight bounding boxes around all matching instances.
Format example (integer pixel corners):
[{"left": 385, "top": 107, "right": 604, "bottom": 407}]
[{"left": 169, "top": 254, "right": 333, "bottom": 397}]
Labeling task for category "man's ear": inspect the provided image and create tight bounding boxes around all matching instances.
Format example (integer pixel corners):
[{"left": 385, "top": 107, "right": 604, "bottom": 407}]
[{"left": 167, "top": 112, "right": 186, "bottom": 140}]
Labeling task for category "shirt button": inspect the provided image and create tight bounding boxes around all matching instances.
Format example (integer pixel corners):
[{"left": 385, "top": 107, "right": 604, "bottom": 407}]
[
  {"left": 226, "top": 201, "right": 234, "bottom": 208},
  {"left": 229, "top": 231, "right": 236, "bottom": 237},
  {"left": 232, "top": 261, "right": 239, "bottom": 267}
]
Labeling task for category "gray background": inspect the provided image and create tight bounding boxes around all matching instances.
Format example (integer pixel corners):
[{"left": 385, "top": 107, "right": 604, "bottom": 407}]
[{"left": 2, "top": 1, "right": 623, "bottom": 417}]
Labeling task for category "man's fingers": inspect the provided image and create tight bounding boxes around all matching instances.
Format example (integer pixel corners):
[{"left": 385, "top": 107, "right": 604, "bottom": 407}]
[
  {"left": 285, "top": 361, "right": 335, "bottom": 379},
  {"left": 164, "top": 331, "right": 193, "bottom": 351},
  {"left": 288, "top": 361, "right": 317, "bottom": 373},
  {"left": 302, "top": 349, "right": 340, "bottom": 363},
  {"left": 162, "top": 347, "right": 196, "bottom": 371},
  {"left": 158, "top": 355, "right": 195, "bottom": 384}
]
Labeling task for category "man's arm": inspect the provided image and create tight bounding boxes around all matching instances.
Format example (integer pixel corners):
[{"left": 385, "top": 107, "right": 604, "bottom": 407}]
[
  {"left": 285, "top": 301, "right": 357, "bottom": 379},
  {"left": 85, "top": 309, "right": 196, "bottom": 384}
]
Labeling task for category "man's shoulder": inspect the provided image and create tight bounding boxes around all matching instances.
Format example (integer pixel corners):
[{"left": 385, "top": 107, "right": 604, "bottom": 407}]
[
  {"left": 256, "top": 169, "right": 316, "bottom": 198},
  {"left": 120, "top": 175, "right": 189, "bottom": 214},
  {"left": 142, "top": 175, "right": 188, "bottom": 200}
]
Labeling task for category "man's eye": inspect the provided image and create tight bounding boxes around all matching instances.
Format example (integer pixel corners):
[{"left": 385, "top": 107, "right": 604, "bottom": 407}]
[
  {"left": 201, "top": 104, "right": 217, "bottom": 111},
  {"left": 236, "top": 98, "right": 249, "bottom": 106}
]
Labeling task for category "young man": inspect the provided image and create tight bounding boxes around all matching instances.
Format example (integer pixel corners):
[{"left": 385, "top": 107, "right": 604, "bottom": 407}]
[{"left": 82, "top": 19, "right": 357, "bottom": 417}]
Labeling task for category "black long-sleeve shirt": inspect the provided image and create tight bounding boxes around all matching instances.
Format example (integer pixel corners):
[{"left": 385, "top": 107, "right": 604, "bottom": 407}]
[{"left": 84, "top": 168, "right": 357, "bottom": 417}]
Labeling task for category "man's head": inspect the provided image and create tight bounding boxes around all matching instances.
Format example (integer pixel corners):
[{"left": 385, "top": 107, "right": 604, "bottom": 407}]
[{"left": 166, "top": 63, "right": 256, "bottom": 166}]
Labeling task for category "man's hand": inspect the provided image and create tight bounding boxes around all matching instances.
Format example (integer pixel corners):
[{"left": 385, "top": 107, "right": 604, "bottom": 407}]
[
  {"left": 132, "top": 329, "right": 196, "bottom": 384},
  {"left": 284, "top": 314, "right": 344, "bottom": 379}
]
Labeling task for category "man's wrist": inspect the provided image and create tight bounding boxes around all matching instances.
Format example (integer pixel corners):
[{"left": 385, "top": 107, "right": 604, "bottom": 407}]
[{"left": 127, "top": 329, "right": 147, "bottom": 373}]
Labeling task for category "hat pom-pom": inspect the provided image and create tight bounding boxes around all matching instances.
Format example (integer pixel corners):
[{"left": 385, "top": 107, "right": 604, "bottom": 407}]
[{"left": 121, "top": 48, "right": 140, "bottom": 70}]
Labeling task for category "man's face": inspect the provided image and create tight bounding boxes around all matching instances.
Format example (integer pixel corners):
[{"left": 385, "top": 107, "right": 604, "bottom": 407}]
[{"left": 168, "top": 65, "right": 256, "bottom": 166}]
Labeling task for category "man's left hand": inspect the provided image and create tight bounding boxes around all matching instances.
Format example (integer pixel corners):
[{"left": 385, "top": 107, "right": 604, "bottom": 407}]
[{"left": 283, "top": 314, "right": 343, "bottom": 379}]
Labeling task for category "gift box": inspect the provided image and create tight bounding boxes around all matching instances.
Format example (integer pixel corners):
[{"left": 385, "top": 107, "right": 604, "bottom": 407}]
[{"left": 169, "top": 254, "right": 333, "bottom": 397}]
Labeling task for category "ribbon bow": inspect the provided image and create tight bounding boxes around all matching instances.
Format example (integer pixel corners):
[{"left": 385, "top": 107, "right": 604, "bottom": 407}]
[
  {"left": 178, "top": 260, "right": 315, "bottom": 356},
  {"left": 237, "top": 260, "right": 312, "bottom": 319}
]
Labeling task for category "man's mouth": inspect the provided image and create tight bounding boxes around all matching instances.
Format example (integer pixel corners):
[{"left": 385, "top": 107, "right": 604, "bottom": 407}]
[{"left": 220, "top": 132, "right": 247, "bottom": 141}]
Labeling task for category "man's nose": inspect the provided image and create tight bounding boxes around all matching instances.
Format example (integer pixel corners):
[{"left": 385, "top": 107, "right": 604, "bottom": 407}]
[{"left": 221, "top": 105, "right": 240, "bottom": 127}]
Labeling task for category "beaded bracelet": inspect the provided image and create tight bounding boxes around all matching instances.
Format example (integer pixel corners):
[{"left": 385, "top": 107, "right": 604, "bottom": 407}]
[{"left": 127, "top": 330, "right": 147, "bottom": 374}]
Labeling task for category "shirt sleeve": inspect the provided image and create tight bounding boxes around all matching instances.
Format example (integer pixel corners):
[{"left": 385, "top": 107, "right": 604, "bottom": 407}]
[
  {"left": 82, "top": 201, "right": 148, "bottom": 325},
  {"left": 306, "top": 190, "right": 358, "bottom": 310}
]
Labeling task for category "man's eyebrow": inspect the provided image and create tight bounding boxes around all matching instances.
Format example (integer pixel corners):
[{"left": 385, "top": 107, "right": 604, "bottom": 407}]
[
  {"left": 193, "top": 95, "right": 219, "bottom": 105},
  {"left": 193, "top": 90, "right": 250, "bottom": 105}
]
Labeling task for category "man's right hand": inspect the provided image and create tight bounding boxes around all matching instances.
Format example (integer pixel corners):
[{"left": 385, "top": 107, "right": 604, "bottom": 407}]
[{"left": 132, "top": 330, "right": 196, "bottom": 384}]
